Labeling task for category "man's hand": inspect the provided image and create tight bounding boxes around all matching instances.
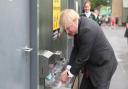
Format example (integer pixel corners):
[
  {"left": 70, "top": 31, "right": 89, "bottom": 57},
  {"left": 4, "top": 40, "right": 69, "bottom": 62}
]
[{"left": 59, "top": 70, "right": 69, "bottom": 84}]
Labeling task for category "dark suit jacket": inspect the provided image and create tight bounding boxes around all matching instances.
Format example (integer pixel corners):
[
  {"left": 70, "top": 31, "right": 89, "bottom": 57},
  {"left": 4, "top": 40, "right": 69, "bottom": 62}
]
[{"left": 69, "top": 16, "right": 118, "bottom": 86}]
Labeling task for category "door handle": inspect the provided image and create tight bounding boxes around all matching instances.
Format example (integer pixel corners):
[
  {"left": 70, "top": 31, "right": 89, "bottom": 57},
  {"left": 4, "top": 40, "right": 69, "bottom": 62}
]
[{"left": 22, "top": 46, "right": 33, "bottom": 52}]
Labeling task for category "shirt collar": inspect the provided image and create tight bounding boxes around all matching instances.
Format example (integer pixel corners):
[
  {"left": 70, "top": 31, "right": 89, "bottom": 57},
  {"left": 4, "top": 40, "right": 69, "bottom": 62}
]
[{"left": 84, "top": 11, "right": 91, "bottom": 18}]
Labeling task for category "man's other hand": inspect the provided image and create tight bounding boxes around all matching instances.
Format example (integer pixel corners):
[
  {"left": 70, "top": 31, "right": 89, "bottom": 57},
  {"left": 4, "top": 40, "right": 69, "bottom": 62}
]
[{"left": 59, "top": 70, "right": 69, "bottom": 84}]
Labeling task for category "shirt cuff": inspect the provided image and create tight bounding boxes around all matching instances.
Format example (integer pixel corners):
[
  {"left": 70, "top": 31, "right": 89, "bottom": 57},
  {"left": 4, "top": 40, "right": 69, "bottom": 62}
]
[
  {"left": 66, "top": 65, "right": 74, "bottom": 77},
  {"left": 66, "top": 65, "right": 71, "bottom": 70}
]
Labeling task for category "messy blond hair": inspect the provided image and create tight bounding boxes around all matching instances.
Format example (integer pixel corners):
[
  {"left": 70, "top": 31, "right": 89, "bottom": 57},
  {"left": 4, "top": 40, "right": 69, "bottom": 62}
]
[{"left": 59, "top": 9, "right": 80, "bottom": 29}]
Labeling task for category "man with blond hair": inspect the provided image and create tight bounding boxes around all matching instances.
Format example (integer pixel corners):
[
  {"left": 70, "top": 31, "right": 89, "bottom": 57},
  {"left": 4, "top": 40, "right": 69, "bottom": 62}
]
[{"left": 59, "top": 9, "right": 117, "bottom": 89}]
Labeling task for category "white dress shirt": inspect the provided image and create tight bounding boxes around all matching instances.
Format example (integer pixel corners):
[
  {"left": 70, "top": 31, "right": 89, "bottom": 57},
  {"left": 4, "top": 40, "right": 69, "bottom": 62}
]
[{"left": 84, "top": 12, "right": 91, "bottom": 18}]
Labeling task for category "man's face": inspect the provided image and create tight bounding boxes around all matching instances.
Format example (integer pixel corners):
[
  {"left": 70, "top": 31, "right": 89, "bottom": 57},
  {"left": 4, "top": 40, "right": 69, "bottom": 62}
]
[
  {"left": 64, "top": 22, "right": 77, "bottom": 37},
  {"left": 84, "top": 3, "right": 91, "bottom": 13}
]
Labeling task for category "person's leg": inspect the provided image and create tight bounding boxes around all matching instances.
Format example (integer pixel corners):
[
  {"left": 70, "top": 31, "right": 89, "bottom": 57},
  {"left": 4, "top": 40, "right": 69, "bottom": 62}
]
[
  {"left": 80, "top": 76, "right": 111, "bottom": 89},
  {"left": 127, "top": 38, "right": 128, "bottom": 45},
  {"left": 95, "top": 81, "right": 110, "bottom": 89},
  {"left": 80, "top": 75, "right": 95, "bottom": 89}
]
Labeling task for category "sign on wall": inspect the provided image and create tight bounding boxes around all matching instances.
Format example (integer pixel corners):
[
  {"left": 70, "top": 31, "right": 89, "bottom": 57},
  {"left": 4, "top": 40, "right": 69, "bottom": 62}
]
[{"left": 53, "top": 0, "right": 61, "bottom": 31}]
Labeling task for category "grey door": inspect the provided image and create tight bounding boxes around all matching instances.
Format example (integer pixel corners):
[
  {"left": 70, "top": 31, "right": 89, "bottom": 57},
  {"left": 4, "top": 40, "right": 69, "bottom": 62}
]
[{"left": 0, "top": 0, "right": 31, "bottom": 89}]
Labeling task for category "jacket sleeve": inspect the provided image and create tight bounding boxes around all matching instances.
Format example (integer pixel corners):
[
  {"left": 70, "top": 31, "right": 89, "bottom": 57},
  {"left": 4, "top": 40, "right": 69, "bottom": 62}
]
[
  {"left": 68, "top": 36, "right": 78, "bottom": 66},
  {"left": 70, "top": 28, "right": 97, "bottom": 76}
]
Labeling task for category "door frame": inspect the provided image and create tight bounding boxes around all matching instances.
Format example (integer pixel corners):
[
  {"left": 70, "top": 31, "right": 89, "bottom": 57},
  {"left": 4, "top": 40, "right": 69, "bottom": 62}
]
[{"left": 30, "top": 0, "right": 38, "bottom": 89}]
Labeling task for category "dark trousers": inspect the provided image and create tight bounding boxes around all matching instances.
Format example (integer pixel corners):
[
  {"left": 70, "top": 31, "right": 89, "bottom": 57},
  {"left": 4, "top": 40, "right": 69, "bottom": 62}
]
[{"left": 80, "top": 74, "right": 110, "bottom": 89}]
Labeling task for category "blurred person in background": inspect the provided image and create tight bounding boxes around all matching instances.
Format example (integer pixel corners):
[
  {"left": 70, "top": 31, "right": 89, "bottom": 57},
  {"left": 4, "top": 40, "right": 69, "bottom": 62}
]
[
  {"left": 93, "top": 9, "right": 102, "bottom": 26},
  {"left": 110, "top": 16, "right": 115, "bottom": 29},
  {"left": 124, "top": 16, "right": 128, "bottom": 44},
  {"left": 59, "top": 9, "right": 118, "bottom": 89},
  {"left": 81, "top": 0, "right": 95, "bottom": 20},
  {"left": 81, "top": 0, "right": 101, "bottom": 26}
]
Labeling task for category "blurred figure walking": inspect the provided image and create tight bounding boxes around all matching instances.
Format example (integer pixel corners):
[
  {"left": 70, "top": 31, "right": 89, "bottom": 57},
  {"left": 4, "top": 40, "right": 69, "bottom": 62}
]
[
  {"left": 124, "top": 16, "right": 128, "bottom": 44},
  {"left": 110, "top": 16, "right": 115, "bottom": 29},
  {"left": 93, "top": 9, "right": 102, "bottom": 26}
]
